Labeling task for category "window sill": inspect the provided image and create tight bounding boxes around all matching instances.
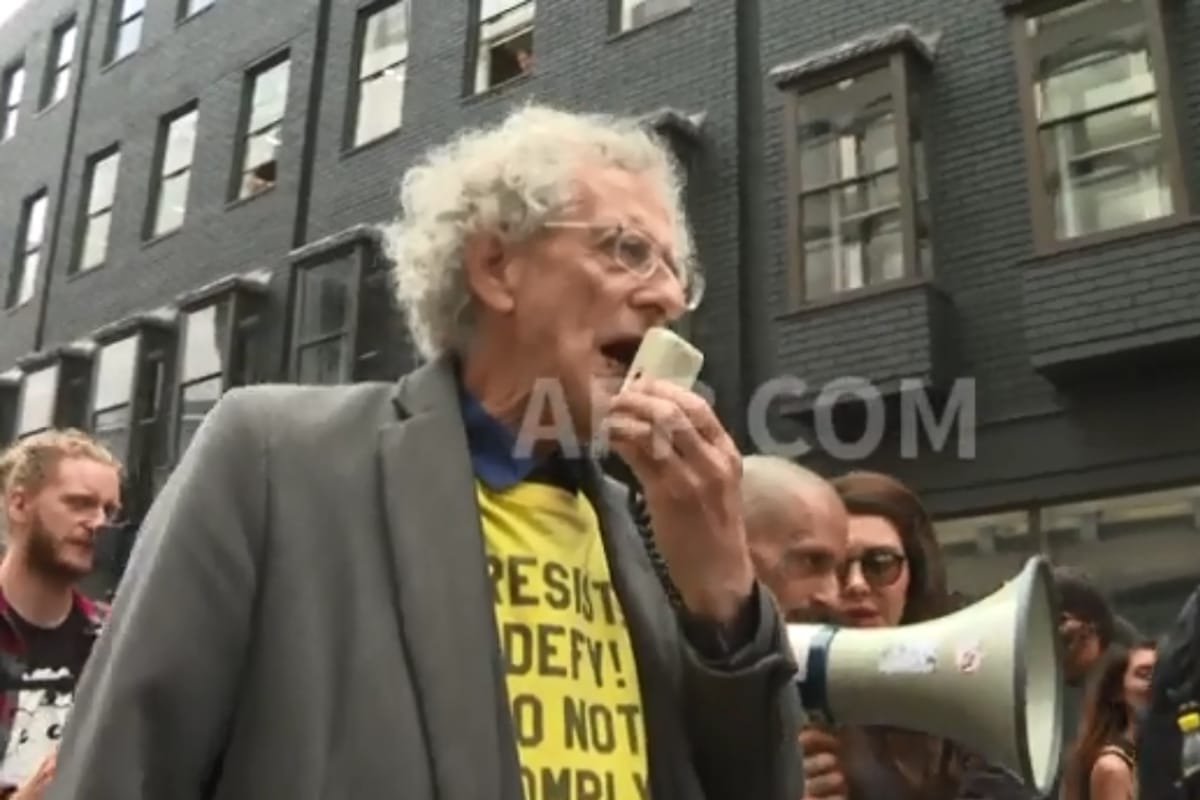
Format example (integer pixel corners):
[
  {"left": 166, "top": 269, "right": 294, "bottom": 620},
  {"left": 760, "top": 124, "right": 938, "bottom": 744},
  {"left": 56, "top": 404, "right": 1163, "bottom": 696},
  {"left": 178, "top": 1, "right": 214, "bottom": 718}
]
[
  {"left": 1028, "top": 213, "right": 1200, "bottom": 262},
  {"left": 342, "top": 126, "right": 402, "bottom": 159},
  {"left": 463, "top": 71, "right": 533, "bottom": 105},
  {"left": 225, "top": 183, "right": 276, "bottom": 210},
  {"left": 176, "top": 5, "right": 215, "bottom": 27},
  {"left": 3, "top": 298, "right": 33, "bottom": 316},
  {"left": 66, "top": 263, "right": 106, "bottom": 283},
  {"left": 141, "top": 227, "right": 182, "bottom": 250},
  {"left": 99, "top": 52, "right": 136, "bottom": 75},
  {"left": 776, "top": 274, "right": 931, "bottom": 320},
  {"left": 33, "top": 98, "right": 65, "bottom": 119},
  {"left": 606, "top": 5, "right": 693, "bottom": 43}
]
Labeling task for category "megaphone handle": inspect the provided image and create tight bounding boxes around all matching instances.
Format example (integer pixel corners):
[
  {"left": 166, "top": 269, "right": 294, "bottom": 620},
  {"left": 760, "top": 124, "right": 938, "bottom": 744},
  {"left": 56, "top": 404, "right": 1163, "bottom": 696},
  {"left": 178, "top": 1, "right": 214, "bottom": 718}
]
[{"left": 796, "top": 625, "right": 839, "bottom": 726}]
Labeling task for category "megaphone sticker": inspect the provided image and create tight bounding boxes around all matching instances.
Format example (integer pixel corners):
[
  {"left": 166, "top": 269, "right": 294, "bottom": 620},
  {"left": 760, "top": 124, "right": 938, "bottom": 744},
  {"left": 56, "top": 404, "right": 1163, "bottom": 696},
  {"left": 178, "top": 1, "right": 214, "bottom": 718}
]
[{"left": 877, "top": 641, "right": 938, "bottom": 675}]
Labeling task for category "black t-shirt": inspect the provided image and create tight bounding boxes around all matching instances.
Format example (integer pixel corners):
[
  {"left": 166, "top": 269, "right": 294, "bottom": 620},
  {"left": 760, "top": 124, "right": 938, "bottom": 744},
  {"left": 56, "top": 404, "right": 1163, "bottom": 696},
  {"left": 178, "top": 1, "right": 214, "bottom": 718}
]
[{"left": 0, "top": 604, "right": 94, "bottom": 789}]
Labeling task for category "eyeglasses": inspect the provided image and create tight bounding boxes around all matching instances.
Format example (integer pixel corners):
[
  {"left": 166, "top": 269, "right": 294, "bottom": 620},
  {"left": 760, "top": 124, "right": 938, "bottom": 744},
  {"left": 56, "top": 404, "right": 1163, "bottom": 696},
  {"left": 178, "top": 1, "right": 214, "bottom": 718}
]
[
  {"left": 841, "top": 548, "right": 907, "bottom": 589},
  {"left": 543, "top": 221, "right": 705, "bottom": 311}
]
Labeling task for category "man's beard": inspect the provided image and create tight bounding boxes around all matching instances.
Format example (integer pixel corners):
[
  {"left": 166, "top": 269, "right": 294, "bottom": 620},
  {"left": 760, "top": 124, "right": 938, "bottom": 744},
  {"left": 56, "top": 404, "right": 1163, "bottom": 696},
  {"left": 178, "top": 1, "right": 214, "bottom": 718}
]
[{"left": 26, "top": 515, "right": 91, "bottom": 582}]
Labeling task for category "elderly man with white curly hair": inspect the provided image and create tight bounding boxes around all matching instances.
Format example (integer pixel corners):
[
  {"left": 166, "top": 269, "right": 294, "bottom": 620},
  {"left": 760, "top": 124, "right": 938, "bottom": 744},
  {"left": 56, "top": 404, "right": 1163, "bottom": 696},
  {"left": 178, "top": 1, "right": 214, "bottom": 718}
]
[{"left": 48, "top": 104, "right": 803, "bottom": 800}]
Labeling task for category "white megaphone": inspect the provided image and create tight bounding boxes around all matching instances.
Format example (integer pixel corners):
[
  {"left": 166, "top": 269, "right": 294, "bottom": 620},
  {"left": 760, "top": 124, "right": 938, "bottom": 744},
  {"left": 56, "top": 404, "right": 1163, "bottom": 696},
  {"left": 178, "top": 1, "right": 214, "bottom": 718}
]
[{"left": 787, "top": 555, "right": 1063, "bottom": 795}]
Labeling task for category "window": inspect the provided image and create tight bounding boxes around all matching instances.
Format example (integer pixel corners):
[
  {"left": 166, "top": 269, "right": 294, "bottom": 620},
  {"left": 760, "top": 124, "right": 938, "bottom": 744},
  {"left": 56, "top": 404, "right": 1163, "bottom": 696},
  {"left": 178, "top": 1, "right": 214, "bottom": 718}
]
[
  {"left": 7, "top": 192, "right": 48, "bottom": 309},
  {"left": 177, "top": 303, "right": 227, "bottom": 452},
  {"left": 110, "top": 0, "right": 144, "bottom": 62},
  {"left": 1012, "top": 0, "right": 1185, "bottom": 246},
  {"left": 181, "top": 0, "right": 215, "bottom": 19},
  {"left": 352, "top": 1, "right": 408, "bottom": 147},
  {"left": 785, "top": 63, "right": 931, "bottom": 304},
  {"left": 16, "top": 365, "right": 59, "bottom": 438},
  {"left": 614, "top": 0, "right": 690, "bottom": 32},
  {"left": 42, "top": 19, "right": 76, "bottom": 108},
  {"left": 472, "top": 0, "right": 534, "bottom": 93},
  {"left": 1, "top": 63, "right": 23, "bottom": 141},
  {"left": 78, "top": 149, "right": 121, "bottom": 272},
  {"left": 91, "top": 337, "right": 139, "bottom": 459},
  {"left": 235, "top": 56, "right": 289, "bottom": 199},
  {"left": 149, "top": 106, "right": 198, "bottom": 237},
  {"left": 292, "top": 259, "right": 354, "bottom": 385}
]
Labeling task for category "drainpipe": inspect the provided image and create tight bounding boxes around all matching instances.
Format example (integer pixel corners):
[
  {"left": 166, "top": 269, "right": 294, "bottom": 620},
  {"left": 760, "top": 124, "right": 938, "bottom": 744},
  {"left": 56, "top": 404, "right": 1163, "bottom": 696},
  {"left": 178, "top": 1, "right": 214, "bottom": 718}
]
[{"left": 291, "top": 0, "right": 333, "bottom": 249}]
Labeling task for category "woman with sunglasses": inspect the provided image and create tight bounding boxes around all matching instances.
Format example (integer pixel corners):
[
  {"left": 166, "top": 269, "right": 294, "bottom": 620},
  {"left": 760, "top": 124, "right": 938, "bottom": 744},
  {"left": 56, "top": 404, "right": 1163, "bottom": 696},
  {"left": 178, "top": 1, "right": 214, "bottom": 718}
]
[{"left": 799, "top": 470, "right": 1031, "bottom": 800}]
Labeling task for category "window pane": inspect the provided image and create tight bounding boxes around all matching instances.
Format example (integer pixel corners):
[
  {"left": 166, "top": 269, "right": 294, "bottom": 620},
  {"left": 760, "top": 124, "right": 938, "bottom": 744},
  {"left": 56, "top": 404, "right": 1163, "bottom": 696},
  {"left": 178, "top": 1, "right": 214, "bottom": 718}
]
[
  {"left": 481, "top": 0, "right": 527, "bottom": 19},
  {"left": 15, "top": 250, "right": 39, "bottom": 306},
  {"left": 51, "top": 68, "right": 71, "bottom": 105},
  {"left": 2, "top": 112, "right": 15, "bottom": 140},
  {"left": 155, "top": 170, "right": 190, "bottom": 235},
  {"left": 186, "top": 0, "right": 215, "bottom": 16},
  {"left": 796, "top": 73, "right": 896, "bottom": 192},
  {"left": 58, "top": 25, "right": 76, "bottom": 68},
  {"left": 81, "top": 211, "right": 111, "bottom": 271},
  {"left": 18, "top": 366, "right": 58, "bottom": 434},
  {"left": 297, "top": 339, "right": 347, "bottom": 385},
  {"left": 243, "top": 126, "right": 280, "bottom": 172},
  {"left": 89, "top": 152, "right": 120, "bottom": 213},
  {"left": 114, "top": 17, "right": 142, "bottom": 61},
  {"left": 7, "top": 66, "right": 23, "bottom": 106},
  {"left": 25, "top": 195, "right": 47, "bottom": 250},
  {"left": 298, "top": 262, "right": 352, "bottom": 340},
  {"left": 183, "top": 303, "right": 227, "bottom": 382},
  {"left": 249, "top": 60, "right": 289, "bottom": 131},
  {"left": 622, "top": 0, "right": 690, "bottom": 30},
  {"left": 163, "top": 110, "right": 198, "bottom": 175},
  {"left": 178, "top": 375, "right": 223, "bottom": 454},
  {"left": 92, "top": 405, "right": 131, "bottom": 460},
  {"left": 360, "top": 2, "right": 409, "bottom": 77},
  {"left": 122, "top": 0, "right": 146, "bottom": 21},
  {"left": 355, "top": 68, "right": 404, "bottom": 145},
  {"left": 802, "top": 193, "right": 902, "bottom": 298},
  {"left": 94, "top": 336, "right": 138, "bottom": 411}
]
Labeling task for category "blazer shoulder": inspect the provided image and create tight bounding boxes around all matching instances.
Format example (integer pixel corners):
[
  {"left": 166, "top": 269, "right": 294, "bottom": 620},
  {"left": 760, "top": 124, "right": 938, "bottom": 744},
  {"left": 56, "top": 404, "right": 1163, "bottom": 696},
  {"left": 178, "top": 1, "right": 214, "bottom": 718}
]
[{"left": 219, "top": 382, "right": 397, "bottom": 426}]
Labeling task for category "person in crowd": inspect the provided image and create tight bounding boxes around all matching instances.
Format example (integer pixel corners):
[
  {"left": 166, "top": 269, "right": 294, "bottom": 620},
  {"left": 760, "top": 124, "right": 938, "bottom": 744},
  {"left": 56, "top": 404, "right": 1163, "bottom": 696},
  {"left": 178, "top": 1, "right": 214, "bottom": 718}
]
[
  {"left": 0, "top": 430, "right": 121, "bottom": 800},
  {"left": 739, "top": 455, "right": 847, "bottom": 624},
  {"left": 49, "top": 104, "right": 802, "bottom": 800},
  {"left": 799, "top": 470, "right": 1032, "bottom": 800},
  {"left": 1055, "top": 567, "right": 1117, "bottom": 751},
  {"left": 1062, "top": 640, "right": 1157, "bottom": 800}
]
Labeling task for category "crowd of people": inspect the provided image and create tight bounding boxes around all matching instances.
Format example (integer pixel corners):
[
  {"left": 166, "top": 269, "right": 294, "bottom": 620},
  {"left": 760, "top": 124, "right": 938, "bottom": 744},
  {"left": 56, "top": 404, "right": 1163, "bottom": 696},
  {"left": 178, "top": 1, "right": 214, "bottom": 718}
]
[{"left": 0, "top": 103, "right": 1193, "bottom": 799}]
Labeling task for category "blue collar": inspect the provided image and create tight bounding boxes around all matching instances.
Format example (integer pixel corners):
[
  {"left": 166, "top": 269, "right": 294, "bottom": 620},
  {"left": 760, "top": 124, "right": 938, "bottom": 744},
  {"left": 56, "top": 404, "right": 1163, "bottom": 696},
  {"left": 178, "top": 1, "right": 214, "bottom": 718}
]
[{"left": 458, "top": 382, "right": 585, "bottom": 493}]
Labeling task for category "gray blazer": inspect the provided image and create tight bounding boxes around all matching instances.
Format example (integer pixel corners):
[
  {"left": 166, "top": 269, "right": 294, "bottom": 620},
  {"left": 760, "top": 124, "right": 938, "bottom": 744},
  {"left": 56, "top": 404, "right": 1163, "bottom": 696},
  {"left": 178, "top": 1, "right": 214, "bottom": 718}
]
[{"left": 49, "top": 357, "right": 803, "bottom": 800}]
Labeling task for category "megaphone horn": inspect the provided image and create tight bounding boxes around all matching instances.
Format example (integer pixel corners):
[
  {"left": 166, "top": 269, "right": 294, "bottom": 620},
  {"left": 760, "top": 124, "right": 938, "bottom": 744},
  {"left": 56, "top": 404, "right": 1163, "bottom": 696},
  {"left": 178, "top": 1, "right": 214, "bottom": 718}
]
[{"left": 787, "top": 555, "right": 1064, "bottom": 795}]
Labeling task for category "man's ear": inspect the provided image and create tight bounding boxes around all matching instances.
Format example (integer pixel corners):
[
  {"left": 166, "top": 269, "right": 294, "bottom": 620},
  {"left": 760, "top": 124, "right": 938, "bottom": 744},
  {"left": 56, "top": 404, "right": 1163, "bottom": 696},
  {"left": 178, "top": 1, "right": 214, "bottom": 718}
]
[
  {"left": 463, "top": 232, "right": 517, "bottom": 314},
  {"left": 4, "top": 487, "right": 30, "bottom": 528}
]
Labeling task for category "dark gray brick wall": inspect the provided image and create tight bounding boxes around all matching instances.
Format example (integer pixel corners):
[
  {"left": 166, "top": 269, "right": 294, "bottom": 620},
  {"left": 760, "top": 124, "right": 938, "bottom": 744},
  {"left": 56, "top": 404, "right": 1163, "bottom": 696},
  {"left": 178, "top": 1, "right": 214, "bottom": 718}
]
[{"left": 761, "top": 0, "right": 1200, "bottom": 513}]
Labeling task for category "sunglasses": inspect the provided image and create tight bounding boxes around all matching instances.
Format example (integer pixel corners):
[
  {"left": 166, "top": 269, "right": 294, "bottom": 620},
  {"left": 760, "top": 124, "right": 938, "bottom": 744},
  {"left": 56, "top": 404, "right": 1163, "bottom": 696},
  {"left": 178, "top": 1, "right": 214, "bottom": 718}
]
[{"left": 841, "top": 548, "right": 907, "bottom": 589}]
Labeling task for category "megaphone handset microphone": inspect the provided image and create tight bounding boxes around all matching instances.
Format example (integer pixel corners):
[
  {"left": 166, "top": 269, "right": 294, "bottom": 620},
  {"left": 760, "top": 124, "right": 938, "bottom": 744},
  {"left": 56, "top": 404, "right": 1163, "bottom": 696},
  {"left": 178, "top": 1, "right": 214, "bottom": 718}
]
[{"left": 787, "top": 556, "right": 1065, "bottom": 796}]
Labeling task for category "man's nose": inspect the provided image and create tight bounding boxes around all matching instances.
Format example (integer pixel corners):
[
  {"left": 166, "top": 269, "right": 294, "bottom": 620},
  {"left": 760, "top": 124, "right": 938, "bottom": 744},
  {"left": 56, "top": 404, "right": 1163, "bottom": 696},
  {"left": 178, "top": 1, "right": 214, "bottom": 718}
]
[{"left": 812, "top": 571, "right": 841, "bottom": 610}]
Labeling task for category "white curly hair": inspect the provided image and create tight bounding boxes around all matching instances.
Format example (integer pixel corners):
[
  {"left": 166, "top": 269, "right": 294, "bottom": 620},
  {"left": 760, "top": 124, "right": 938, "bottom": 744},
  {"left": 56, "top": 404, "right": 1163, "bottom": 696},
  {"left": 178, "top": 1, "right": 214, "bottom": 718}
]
[{"left": 380, "top": 103, "right": 697, "bottom": 361}]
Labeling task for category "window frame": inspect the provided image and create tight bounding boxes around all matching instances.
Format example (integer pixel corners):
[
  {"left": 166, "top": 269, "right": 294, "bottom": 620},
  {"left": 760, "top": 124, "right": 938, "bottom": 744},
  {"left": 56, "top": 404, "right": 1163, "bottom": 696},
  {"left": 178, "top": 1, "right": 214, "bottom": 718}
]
[
  {"left": 146, "top": 102, "right": 199, "bottom": 240},
  {"left": 41, "top": 18, "right": 76, "bottom": 110},
  {"left": 1007, "top": 0, "right": 1190, "bottom": 254},
  {"left": 347, "top": 0, "right": 410, "bottom": 149},
  {"left": 75, "top": 145, "right": 121, "bottom": 273},
  {"left": 466, "top": 0, "right": 535, "bottom": 96},
  {"left": 178, "top": 0, "right": 216, "bottom": 22},
  {"left": 288, "top": 248, "right": 360, "bottom": 385},
  {"left": 780, "top": 44, "right": 932, "bottom": 310},
  {"left": 1, "top": 61, "right": 23, "bottom": 141},
  {"left": 108, "top": 0, "right": 145, "bottom": 64},
  {"left": 609, "top": 0, "right": 691, "bottom": 34},
  {"left": 172, "top": 276, "right": 267, "bottom": 459},
  {"left": 6, "top": 190, "right": 49, "bottom": 310},
  {"left": 231, "top": 50, "right": 290, "bottom": 201},
  {"left": 12, "top": 345, "right": 95, "bottom": 439}
]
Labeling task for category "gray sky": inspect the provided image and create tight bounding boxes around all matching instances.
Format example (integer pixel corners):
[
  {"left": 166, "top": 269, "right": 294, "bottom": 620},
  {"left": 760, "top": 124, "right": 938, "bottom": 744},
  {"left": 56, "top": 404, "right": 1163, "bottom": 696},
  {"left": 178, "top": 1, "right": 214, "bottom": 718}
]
[{"left": 0, "top": 0, "right": 28, "bottom": 27}]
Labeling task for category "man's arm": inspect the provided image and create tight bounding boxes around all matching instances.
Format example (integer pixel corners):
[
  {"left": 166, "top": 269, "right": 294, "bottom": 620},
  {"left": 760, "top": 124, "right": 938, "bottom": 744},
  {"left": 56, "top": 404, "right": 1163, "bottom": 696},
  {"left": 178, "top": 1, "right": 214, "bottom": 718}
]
[
  {"left": 678, "top": 583, "right": 804, "bottom": 800},
  {"left": 48, "top": 390, "right": 268, "bottom": 800}
]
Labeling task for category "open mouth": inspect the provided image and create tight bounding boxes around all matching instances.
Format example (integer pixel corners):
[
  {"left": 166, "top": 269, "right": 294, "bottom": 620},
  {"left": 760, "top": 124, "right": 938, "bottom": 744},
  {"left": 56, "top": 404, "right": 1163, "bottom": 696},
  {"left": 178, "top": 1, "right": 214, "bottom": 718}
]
[{"left": 599, "top": 335, "right": 642, "bottom": 377}]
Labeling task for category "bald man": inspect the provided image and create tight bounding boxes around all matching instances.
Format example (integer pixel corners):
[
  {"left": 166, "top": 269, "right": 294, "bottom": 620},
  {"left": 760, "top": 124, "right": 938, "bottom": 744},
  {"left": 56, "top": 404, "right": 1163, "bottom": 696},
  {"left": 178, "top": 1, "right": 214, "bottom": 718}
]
[{"left": 741, "top": 455, "right": 848, "bottom": 624}]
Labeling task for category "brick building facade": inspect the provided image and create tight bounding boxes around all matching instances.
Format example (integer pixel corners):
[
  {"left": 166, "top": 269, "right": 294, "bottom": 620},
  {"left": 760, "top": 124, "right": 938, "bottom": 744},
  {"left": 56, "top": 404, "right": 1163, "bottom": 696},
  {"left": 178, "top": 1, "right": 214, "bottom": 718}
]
[{"left": 0, "top": 0, "right": 1197, "bottom": 626}]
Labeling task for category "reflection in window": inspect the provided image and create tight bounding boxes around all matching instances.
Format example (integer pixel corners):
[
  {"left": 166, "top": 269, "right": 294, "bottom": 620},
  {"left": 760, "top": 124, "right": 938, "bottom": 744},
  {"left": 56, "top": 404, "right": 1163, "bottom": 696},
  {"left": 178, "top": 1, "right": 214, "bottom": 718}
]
[
  {"left": 2, "top": 63, "right": 23, "bottom": 141},
  {"left": 151, "top": 106, "right": 198, "bottom": 237},
  {"left": 1026, "top": 0, "right": 1172, "bottom": 239},
  {"left": 7, "top": 192, "right": 48, "bottom": 308},
  {"left": 92, "top": 337, "right": 138, "bottom": 458},
  {"left": 80, "top": 149, "right": 120, "bottom": 271},
  {"left": 294, "top": 261, "right": 352, "bottom": 385},
  {"left": 111, "top": 0, "right": 145, "bottom": 62},
  {"left": 793, "top": 69, "right": 930, "bottom": 302},
  {"left": 618, "top": 0, "right": 690, "bottom": 32},
  {"left": 43, "top": 20, "right": 76, "bottom": 108},
  {"left": 237, "top": 57, "right": 289, "bottom": 199},
  {"left": 17, "top": 365, "right": 59, "bottom": 437},
  {"left": 354, "top": 2, "right": 408, "bottom": 147},
  {"left": 474, "top": 0, "right": 534, "bottom": 93},
  {"left": 177, "top": 303, "right": 229, "bottom": 453}
]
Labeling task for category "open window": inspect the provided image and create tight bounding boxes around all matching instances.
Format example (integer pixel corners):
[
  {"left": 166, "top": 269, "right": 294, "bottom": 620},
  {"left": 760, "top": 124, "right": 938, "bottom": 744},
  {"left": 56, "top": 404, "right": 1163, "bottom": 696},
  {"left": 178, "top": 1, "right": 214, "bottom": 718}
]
[
  {"left": 470, "top": 0, "right": 534, "bottom": 94},
  {"left": 174, "top": 273, "right": 268, "bottom": 457},
  {"left": 234, "top": 53, "right": 289, "bottom": 200}
]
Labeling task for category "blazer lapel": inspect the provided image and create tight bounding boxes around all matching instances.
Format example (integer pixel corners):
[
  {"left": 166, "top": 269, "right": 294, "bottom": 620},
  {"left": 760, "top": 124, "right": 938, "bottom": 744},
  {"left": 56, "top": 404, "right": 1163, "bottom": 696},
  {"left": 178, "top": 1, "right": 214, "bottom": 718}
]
[{"left": 378, "top": 358, "right": 518, "bottom": 800}]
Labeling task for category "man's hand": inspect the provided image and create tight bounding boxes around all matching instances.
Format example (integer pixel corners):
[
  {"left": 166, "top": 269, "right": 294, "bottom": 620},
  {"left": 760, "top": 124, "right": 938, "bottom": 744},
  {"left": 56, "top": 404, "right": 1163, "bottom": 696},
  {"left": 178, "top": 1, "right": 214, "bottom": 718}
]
[
  {"left": 10, "top": 751, "right": 56, "bottom": 800},
  {"left": 798, "top": 727, "right": 846, "bottom": 800},
  {"left": 606, "top": 377, "right": 753, "bottom": 625}
]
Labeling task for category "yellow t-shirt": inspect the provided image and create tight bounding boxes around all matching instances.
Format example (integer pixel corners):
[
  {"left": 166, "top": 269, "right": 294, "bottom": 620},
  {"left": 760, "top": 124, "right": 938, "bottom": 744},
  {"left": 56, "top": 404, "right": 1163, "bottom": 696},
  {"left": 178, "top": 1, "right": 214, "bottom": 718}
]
[{"left": 477, "top": 479, "right": 651, "bottom": 800}]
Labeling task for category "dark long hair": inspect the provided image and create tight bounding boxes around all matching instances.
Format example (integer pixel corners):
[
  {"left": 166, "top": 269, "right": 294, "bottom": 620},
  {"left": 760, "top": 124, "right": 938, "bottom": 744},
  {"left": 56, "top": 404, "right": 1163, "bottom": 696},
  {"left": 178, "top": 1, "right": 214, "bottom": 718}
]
[
  {"left": 830, "top": 471, "right": 964, "bottom": 799},
  {"left": 1063, "top": 640, "right": 1157, "bottom": 800}
]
